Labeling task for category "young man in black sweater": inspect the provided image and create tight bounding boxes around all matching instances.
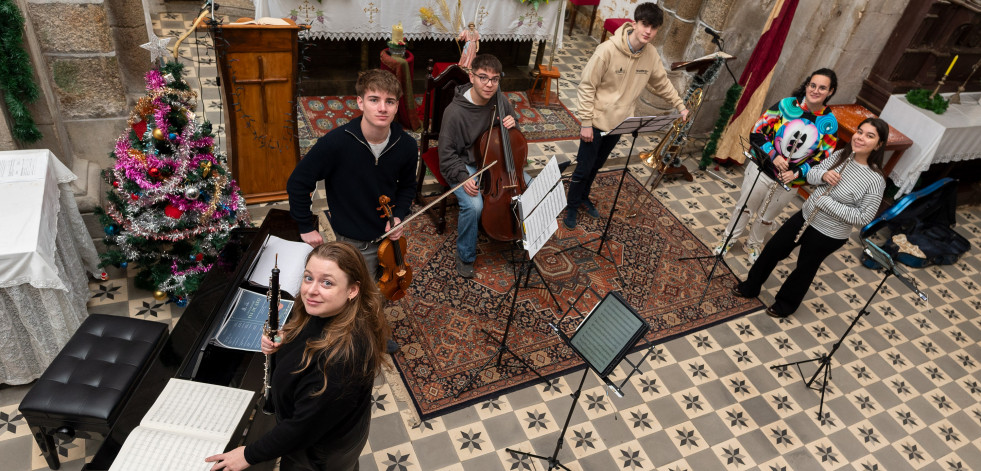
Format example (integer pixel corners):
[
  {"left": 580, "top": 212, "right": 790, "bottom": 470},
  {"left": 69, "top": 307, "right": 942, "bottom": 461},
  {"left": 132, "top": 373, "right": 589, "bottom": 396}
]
[{"left": 287, "top": 69, "right": 418, "bottom": 278}]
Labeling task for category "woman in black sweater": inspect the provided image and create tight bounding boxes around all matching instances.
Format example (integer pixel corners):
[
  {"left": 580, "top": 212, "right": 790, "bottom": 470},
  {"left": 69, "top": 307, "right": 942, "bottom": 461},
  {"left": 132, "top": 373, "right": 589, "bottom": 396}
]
[{"left": 206, "top": 241, "right": 390, "bottom": 471}]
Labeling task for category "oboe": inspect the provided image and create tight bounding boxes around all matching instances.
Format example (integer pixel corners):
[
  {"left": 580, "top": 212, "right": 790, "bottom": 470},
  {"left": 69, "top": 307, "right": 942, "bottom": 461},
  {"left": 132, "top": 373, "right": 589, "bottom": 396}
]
[{"left": 262, "top": 254, "right": 280, "bottom": 415}]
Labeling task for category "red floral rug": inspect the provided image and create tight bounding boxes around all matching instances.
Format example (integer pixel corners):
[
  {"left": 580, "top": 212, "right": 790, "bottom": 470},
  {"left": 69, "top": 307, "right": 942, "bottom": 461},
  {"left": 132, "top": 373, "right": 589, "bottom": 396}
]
[
  {"left": 389, "top": 171, "right": 763, "bottom": 419},
  {"left": 297, "top": 91, "right": 580, "bottom": 153}
]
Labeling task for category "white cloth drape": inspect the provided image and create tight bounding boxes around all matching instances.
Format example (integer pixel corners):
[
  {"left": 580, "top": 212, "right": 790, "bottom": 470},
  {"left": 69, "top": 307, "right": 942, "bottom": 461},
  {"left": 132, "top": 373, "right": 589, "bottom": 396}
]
[
  {"left": 0, "top": 149, "right": 100, "bottom": 385},
  {"left": 252, "top": 0, "right": 565, "bottom": 46},
  {"left": 881, "top": 92, "right": 981, "bottom": 196}
]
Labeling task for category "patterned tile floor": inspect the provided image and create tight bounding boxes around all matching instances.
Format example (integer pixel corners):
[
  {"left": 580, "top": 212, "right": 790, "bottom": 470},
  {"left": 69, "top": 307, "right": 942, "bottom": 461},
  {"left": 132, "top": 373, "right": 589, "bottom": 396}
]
[{"left": 2, "top": 12, "right": 981, "bottom": 471}]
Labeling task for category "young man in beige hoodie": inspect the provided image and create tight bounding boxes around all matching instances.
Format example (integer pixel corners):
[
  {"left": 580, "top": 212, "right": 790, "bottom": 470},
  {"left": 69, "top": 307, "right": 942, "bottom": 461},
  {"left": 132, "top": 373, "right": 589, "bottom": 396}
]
[{"left": 564, "top": 2, "right": 688, "bottom": 229}]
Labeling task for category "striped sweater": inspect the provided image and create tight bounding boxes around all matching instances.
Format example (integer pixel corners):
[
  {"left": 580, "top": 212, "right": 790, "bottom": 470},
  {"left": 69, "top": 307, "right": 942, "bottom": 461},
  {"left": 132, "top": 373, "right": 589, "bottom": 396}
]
[{"left": 802, "top": 150, "right": 885, "bottom": 240}]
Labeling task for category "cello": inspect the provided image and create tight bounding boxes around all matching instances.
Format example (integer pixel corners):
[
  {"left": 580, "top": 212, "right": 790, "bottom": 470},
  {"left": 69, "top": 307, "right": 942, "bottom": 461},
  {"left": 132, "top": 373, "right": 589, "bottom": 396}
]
[
  {"left": 476, "top": 90, "right": 529, "bottom": 242},
  {"left": 376, "top": 195, "right": 412, "bottom": 301}
]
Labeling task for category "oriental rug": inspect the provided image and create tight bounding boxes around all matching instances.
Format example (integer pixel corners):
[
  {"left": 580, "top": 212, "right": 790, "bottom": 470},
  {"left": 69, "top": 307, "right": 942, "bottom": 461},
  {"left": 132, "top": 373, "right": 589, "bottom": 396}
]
[
  {"left": 388, "top": 171, "right": 763, "bottom": 420},
  {"left": 297, "top": 91, "right": 580, "bottom": 155}
]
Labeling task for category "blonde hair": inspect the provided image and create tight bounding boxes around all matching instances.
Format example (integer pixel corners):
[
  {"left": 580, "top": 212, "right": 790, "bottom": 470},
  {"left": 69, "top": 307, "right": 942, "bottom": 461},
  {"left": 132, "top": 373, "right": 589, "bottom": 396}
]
[{"left": 282, "top": 241, "right": 391, "bottom": 396}]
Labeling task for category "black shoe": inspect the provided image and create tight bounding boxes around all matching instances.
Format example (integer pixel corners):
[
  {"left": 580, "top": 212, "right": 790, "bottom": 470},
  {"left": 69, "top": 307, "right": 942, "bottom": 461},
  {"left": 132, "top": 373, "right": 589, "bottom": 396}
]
[
  {"left": 730, "top": 285, "right": 752, "bottom": 298},
  {"left": 386, "top": 339, "right": 399, "bottom": 354},
  {"left": 456, "top": 254, "right": 475, "bottom": 278},
  {"left": 581, "top": 199, "right": 600, "bottom": 218},
  {"left": 765, "top": 306, "right": 789, "bottom": 318},
  {"left": 563, "top": 208, "right": 578, "bottom": 229}
]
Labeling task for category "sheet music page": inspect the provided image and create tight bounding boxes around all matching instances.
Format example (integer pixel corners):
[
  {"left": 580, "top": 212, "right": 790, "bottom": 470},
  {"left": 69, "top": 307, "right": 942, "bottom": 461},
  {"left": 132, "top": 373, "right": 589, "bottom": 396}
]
[
  {"left": 142, "top": 378, "right": 254, "bottom": 440},
  {"left": 109, "top": 427, "right": 226, "bottom": 471},
  {"left": 248, "top": 235, "right": 313, "bottom": 297},
  {"left": 0, "top": 155, "right": 45, "bottom": 183},
  {"left": 571, "top": 296, "right": 644, "bottom": 374},
  {"left": 214, "top": 288, "right": 295, "bottom": 351},
  {"left": 519, "top": 157, "right": 562, "bottom": 221}
]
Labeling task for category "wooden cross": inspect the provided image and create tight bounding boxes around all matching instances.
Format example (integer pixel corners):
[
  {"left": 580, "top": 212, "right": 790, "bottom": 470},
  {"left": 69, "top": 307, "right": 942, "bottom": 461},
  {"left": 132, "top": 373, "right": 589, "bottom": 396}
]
[
  {"left": 364, "top": 2, "right": 379, "bottom": 24},
  {"left": 232, "top": 56, "right": 288, "bottom": 125}
]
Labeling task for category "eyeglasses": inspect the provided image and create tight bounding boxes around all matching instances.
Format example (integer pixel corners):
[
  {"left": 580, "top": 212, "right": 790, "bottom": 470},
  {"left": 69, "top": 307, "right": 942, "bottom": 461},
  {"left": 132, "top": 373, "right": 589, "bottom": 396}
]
[
  {"left": 474, "top": 74, "right": 501, "bottom": 85},
  {"left": 807, "top": 82, "right": 830, "bottom": 92}
]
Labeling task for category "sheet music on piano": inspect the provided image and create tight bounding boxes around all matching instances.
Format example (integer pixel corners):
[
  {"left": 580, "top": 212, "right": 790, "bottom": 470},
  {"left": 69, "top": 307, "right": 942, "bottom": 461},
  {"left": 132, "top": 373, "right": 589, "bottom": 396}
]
[
  {"left": 109, "top": 378, "right": 254, "bottom": 471},
  {"left": 246, "top": 234, "right": 313, "bottom": 298}
]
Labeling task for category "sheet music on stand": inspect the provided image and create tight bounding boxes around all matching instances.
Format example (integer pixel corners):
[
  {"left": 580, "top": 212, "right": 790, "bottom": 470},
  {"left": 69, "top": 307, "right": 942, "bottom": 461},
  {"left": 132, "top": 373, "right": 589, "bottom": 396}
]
[
  {"left": 600, "top": 113, "right": 680, "bottom": 137},
  {"left": 516, "top": 156, "right": 566, "bottom": 259}
]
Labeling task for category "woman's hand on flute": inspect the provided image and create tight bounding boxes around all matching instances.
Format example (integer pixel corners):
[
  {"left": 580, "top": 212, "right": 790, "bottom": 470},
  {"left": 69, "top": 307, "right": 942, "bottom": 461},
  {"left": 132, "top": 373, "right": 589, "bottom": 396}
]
[
  {"left": 261, "top": 336, "right": 282, "bottom": 355},
  {"left": 822, "top": 170, "right": 841, "bottom": 186},
  {"left": 773, "top": 155, "right": 789, "bottom": 172}
]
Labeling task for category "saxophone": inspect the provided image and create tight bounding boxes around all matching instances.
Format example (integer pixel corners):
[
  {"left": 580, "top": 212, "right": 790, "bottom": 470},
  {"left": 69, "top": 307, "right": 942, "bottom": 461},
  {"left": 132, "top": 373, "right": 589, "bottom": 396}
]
[{"left": 626, "top": 54, "right": 726, "bottom": 217}]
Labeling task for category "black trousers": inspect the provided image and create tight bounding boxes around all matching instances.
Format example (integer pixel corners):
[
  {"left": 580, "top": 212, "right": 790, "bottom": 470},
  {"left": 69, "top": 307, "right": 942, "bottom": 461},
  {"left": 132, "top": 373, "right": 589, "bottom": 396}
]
[
  {"left": 566, "top": 128, "right": 621, "bottom": 211},
  {"left": 737, "top": 211, "right": 847, "bottom": 315},
  {"left": 279, "top": 405, "right": 371, "bottom": 471}
]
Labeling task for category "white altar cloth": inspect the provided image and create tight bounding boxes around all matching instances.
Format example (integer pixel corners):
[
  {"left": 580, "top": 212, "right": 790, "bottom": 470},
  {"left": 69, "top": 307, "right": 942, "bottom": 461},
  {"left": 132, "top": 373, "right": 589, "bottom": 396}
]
[
  {"left": 252, "top": 0, "right": 565, "bottom": 46},
  {"left": 880, "top": 92, "right": 981, "bottom": 196},
  {"left": 0, "top": 149, "right": 100, "bottom": 385}
]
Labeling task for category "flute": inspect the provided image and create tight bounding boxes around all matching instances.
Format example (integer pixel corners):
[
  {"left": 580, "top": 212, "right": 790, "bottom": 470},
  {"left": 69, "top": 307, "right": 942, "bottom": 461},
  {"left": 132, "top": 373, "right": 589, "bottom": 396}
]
[{"left": 262, "top": 254, "right": 280, "bottom": 415}]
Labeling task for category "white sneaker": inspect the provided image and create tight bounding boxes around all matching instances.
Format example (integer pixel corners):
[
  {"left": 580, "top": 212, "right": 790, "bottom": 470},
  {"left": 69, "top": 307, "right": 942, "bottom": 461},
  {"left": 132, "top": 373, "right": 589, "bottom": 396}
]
[
  {"left": 713, "top": 240, "right": 735, "bottom": 255},
  {"left": 747, "top": 244, "right": 762, "bottom": 264}
]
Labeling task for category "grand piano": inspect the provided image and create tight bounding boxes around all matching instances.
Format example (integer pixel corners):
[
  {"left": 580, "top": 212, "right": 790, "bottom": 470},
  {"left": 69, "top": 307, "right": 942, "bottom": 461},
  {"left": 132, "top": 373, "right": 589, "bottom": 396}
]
[{"left": 87, "top": 209, "right": 300, "bottom": 470}]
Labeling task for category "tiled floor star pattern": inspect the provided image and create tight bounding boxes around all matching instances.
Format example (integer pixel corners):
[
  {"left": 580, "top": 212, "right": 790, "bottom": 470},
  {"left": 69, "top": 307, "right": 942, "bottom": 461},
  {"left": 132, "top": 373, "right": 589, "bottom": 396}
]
[{"left": 2, "top": 10, "right": 981, "bottom": 471}]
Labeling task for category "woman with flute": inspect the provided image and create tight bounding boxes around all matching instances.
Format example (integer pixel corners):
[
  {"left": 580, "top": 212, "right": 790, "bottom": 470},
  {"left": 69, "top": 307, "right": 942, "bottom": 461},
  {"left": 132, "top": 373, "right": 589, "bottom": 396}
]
[
  {"left": 206, "top": 241, "right": 390, "bottom": 471},
  {"left": 731, "top": 117, "right": 889, "bottom": 318}
]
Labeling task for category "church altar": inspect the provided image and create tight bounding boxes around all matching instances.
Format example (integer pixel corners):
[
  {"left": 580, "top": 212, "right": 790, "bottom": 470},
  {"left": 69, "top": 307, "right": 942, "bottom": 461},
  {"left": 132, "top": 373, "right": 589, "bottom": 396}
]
[{"left": 252, "top": 0, "right": 565, "bottom": 46}]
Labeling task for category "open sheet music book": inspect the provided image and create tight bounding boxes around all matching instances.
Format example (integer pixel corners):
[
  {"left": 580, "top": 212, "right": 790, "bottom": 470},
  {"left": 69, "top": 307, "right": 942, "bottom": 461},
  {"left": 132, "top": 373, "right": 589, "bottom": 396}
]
[
  {"left": 109, "top": 379, "right": 254, "bottom": 471},
  {"left": 246, "top": 234, "right": 313, "bottom": 298}
]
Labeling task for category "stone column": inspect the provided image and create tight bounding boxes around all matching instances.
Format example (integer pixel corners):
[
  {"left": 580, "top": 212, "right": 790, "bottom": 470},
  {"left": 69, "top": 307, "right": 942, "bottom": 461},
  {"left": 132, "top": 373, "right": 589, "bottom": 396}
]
[{"left": 25, "top": 0, "right": 128, "bottom": 170}]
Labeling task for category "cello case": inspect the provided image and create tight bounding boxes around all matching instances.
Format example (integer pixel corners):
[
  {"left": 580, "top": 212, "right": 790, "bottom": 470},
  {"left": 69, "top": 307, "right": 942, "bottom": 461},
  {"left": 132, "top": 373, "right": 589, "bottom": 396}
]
[{"left": 860, "top": 178, "right": 970, "bottom": 269}]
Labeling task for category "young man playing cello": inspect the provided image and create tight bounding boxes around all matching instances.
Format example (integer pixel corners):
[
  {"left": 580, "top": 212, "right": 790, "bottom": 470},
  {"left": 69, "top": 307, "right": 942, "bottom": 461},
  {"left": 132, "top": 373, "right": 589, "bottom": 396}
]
[
  {"left": 287, "top": 69, "right": 417, "bottom": 280},
  {"left": 439, "top": 54, "right": 531, "bottom": 278}
]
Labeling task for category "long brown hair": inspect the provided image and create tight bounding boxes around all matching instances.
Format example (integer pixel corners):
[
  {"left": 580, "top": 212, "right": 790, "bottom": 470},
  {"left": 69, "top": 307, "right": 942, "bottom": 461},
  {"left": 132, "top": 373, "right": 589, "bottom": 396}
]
[
  {"left": 281, "top": 241, "right": 391, "bottom": 396},
  {"left": 829, "top": 117, "right": 889, "bottom": 177}
]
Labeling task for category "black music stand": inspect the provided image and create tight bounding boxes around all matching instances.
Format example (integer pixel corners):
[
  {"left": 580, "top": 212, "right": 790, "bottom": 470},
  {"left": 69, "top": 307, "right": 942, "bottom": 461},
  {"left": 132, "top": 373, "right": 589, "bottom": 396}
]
[
  {"left": 454, "top": 158, "right": 566, "bottom": 398},
  {"left": 680, "top": 135, "right": 790, "bottom": 306},
  {"left": 558, "top": 114, "right": 678, "bottom": 284},
  {"left": 506, "top": 289, "right": 649, "bottom": 470},
  {"left": 771, "top": 239, "right": 928, "bottom": 420}
]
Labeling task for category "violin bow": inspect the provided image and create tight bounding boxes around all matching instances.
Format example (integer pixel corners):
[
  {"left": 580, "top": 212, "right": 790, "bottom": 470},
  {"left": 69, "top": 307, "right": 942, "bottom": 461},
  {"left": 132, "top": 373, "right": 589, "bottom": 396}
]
[{"left": 372, "top": 161, "right": 498, "bottom": 243}]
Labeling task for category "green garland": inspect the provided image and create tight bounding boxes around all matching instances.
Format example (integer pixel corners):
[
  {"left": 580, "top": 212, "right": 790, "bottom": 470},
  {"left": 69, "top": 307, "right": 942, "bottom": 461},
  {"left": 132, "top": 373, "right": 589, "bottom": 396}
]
[
  {"left": 699, "top": 83, "right": 743, "bottom": 169},
  {"left": 905, "top": 88, "right": 949, "bottom": 114},
  {"left": 0, "top": 0, "right": 42, "bottom": 143}
]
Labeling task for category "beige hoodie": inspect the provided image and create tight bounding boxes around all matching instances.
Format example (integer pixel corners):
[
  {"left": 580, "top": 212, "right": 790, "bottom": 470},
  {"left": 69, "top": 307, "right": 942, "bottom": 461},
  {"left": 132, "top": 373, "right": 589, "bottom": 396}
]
[{"left": 577, "top": 22, "right": 684, "bottom": 131}]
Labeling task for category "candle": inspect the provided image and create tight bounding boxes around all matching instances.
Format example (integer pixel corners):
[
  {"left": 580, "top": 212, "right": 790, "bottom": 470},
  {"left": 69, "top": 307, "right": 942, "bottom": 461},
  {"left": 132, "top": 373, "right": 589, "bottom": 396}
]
[
  {"left": 392, "top": 22, "right": 403, "bottom": 44},
  {"left": 946, "top": 55, "right": 958, "bottom": 75}
]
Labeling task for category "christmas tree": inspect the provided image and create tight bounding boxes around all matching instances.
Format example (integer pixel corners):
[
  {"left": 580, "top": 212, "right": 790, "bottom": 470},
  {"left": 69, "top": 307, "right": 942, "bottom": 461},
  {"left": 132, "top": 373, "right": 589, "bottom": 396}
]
[{"left": 96, "top": 61, "right": 250, "bottom": 304}]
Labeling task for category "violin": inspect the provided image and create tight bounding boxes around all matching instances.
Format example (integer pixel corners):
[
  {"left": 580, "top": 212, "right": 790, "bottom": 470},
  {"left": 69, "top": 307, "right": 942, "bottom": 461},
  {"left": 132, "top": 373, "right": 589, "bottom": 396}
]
[
  {"left": 376, "top": 195, "right": 413, "bottom": 301},
  {"left": 476, "top": 90, "right": 529, "bottom": 242}
]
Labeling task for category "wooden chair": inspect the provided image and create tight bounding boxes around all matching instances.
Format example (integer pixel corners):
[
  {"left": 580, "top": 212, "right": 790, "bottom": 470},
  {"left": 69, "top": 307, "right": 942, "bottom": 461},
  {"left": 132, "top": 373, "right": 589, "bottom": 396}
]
[
  {"left": 416, "top": 59, "right": 471, "bottom": 234},
  {"left": 568, "top": 0, "right": 601, "bottom": 36}
]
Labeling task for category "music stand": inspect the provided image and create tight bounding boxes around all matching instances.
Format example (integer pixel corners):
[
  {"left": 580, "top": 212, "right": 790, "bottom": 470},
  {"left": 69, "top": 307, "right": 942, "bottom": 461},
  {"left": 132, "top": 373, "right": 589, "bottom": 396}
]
[
  {"left": 506, "top": 289, "right": 650, "bottom": 470},
  {"left": 771, "top": 239, "right": 928, "bottom": 420},
  {"left": 558, "top": 114, "right": 678, "bottom": 284},
  {"left": 680, "top": 135, "right": 790, "bottom": 306},
  {"left": 454, "top": 157, "right": 566, "bottom": 398}
]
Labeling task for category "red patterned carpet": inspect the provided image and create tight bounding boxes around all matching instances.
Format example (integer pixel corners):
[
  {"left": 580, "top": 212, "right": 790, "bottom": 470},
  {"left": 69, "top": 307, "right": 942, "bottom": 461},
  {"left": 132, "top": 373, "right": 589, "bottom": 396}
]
[
  {"left": 389, "top": 171, "right": 763, "bottom": 419},
  {"left": 297, "top": 91, "right": 580, "bottom": 146}
]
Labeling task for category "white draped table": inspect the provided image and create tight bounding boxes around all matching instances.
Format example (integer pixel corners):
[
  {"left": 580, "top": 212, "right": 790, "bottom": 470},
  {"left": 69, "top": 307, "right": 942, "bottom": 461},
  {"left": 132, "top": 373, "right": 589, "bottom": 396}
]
[
  {"left": 880, "top": 92, "right": 981, "bottom": 196},
  {"left": 0, "top": 149, "right": 101, "bottom": 385},
  {"left": 252, "top": 0, "right": 565, "bottom": 46}
]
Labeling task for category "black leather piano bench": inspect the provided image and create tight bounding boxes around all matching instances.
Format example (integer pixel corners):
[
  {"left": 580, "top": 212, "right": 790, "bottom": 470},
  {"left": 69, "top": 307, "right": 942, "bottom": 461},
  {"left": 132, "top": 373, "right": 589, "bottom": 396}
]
[{"left": 18, "top": 314, "right": 168, "bottom": 470}]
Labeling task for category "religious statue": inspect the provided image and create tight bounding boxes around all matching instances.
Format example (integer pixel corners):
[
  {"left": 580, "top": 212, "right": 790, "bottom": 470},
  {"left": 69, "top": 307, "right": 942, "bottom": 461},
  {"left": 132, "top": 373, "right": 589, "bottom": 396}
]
[{"left": 458, "top": 22, "right": 479, "bottom": 70}]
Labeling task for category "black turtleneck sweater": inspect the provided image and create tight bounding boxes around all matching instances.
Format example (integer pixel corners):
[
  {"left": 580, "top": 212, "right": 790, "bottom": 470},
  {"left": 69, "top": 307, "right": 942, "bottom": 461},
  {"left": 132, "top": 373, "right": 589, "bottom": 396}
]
[{"left": 243, "top": 316, "right": 373, "bottom": 465}]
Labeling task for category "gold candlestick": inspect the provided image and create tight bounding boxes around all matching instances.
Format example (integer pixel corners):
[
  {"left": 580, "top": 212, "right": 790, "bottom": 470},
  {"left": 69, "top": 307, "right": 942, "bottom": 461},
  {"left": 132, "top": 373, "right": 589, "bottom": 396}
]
[
  {"left": 929, "top": 74, "right": 948, "bottom": 100},
  {"left": 950, "top": 59, "right": 980, "bottom": 105}
]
